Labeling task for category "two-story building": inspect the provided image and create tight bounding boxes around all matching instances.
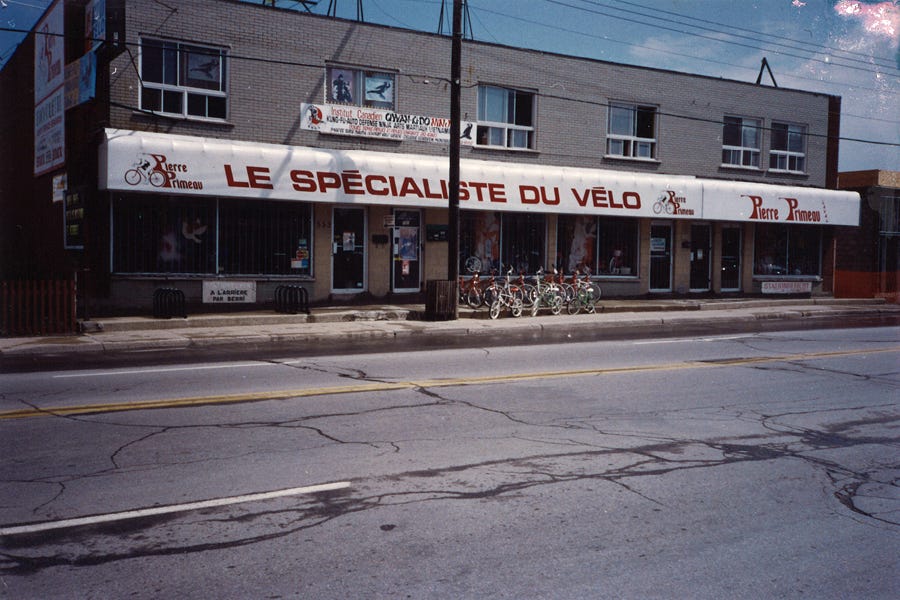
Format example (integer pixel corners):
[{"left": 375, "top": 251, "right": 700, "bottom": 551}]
[{"left": 0, "top": 0, "right": 860, "bottom": 316}]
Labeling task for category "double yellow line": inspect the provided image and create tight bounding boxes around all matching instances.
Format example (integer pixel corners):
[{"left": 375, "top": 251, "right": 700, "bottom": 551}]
[{"left": 2, "top": 346, "right": 896, "bottom": 420}]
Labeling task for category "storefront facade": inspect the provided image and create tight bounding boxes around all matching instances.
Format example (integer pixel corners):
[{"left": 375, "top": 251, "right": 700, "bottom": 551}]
[
  {"left": 98, "top": 129, "right": 858, "bottom": 309},
  {"left": 0, "top": 0, "right": 860, "bottom": 315}
]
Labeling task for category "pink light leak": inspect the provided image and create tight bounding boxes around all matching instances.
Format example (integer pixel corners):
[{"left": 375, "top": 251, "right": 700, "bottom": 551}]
[{"left": 834, "top": 1, "right": 900, "bottom": 43}]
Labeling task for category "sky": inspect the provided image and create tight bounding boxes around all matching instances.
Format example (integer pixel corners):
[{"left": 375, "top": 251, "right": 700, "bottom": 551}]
[{"left": 1, "top": 0, "right": 897, "bottom": 172}]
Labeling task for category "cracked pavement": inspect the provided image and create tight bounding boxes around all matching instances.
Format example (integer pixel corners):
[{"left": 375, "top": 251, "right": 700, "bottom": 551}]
[{"left": 0, "top": 327, "right": 898, "bottom": 598}]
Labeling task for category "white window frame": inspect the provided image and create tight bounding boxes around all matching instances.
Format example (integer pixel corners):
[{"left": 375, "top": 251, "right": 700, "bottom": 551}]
[
  {"left": 325, "top": 65, "right": 396, "bottom": 110},
  {"left": 606, "top": 103, "right": 657, "bottom": 161},
  {"left": 476, "top": 85, "right": 535, "bottom": 150},
  {"left": 722, "top": 116, "right": 761, "bottom": 169},
  {"left": 139, "top": 38, "right": 228, "bottom": 121},
  {"left": 769, "top": 122, "right": 807, "bottom": 174}
]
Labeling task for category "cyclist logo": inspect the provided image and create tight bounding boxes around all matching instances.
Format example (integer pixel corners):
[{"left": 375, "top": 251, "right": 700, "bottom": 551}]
[
  {"left": 124, "top": 154, "right": 171, "bottom": 188},
  {"left": 653, "top": 190, "right": 679, "bottom": 215}
]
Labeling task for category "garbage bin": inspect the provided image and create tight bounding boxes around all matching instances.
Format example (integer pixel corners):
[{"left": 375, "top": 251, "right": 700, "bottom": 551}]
[{"left": 424, "top": 279, "right": 458, "bottom": 321}]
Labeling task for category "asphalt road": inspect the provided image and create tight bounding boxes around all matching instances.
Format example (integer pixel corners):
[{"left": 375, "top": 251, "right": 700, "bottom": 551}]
[{"left": 1, "top": 325, "right": 898, "bottom": 598}]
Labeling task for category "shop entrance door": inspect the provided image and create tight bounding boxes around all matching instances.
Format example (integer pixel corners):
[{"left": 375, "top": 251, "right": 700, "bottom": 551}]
[
  {"left": 721, "top": 226, "right": 742, "bottom": 291},
  {"left": 649, "top": 223, "right": 672, "bottom": 292},
  {"left": 392, "top": 209, "right": 422, "bottom": 293},
  {"left": 332, "top": 207, "right": 366, "bottom": 293},
  {"left": 690, "top": 224, "right": 711, "bottom": 292}
]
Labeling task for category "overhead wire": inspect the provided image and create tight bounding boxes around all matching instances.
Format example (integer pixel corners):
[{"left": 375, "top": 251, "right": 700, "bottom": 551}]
[{"left": 465, "top": 3, "right": 898, "bottom": 96}]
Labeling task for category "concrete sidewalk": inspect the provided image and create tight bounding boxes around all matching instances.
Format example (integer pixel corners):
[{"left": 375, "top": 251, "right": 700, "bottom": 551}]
[{"left": 1, "top": 297, "right": 898, "bottom": 359}]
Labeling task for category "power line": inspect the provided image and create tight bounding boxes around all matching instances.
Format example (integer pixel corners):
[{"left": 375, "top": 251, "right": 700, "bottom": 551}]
[
  {"left": 616, "top": 0, "right": 898, "bottom": 70},
  {"left": 465, "top": 4, "right": 899, "bottom": 96},
  {"left": 540, "top": 0, "right": 899, "bottom": 79}
]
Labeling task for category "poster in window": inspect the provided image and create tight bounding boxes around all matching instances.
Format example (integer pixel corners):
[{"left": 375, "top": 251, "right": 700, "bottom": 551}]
[
  {"left": 343, "top": 231, "right": 355, "bottom": 251},
  {"left": 398, "top": 227, "right": 418, "bottom": 260},
  {"left": 567, "top": 216, "right": 597, "bottom": 273},
  {"left": 329, "top": 68, "right": 354, "bottom": 104},
  {"left": 184, "top": 48, "right": 221, "bottom": 90},
  {"left": 365, "top": 73, "right": 393, "bottom": 104}
]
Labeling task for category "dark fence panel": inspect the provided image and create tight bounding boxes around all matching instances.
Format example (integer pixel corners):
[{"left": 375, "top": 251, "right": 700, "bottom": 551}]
[{"left": 1, "top": 279, "right": 76, "bottom": 336}]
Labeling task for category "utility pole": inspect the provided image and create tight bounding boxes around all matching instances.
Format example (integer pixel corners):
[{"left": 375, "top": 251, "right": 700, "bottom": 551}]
[{"left": 447, "top": 0, "right": 462, "bottom": 319}]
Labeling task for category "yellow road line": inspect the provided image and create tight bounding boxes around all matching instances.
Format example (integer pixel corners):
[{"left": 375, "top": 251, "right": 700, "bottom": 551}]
[{"left": 2, "top": 346, "right": 897, "bottom": 420}]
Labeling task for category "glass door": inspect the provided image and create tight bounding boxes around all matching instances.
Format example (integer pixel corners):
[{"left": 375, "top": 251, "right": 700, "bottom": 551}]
[
  {"left": 690, "top": 224, "right": 711, "bottom": 292},
  {"left": 392, "top": 209, "right": 421, "bottom": 293},
  {"left": 721, "top": 226, "right": 742, "bottom": 291},
  {"left": 649, "top": 223, "right": 672, "bottom": 292},
  {"left": 332, "top": 207, "right": 366, "bottom": 293}
]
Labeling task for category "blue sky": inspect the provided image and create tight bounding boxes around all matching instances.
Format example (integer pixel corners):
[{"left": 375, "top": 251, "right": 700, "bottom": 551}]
[{"left": 2, "top": 0, "right": 897, "bottom": 171}]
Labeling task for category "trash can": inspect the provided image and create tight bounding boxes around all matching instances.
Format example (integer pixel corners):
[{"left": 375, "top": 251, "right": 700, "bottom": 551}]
[{"left": 424, "top": 279, "right": 458, "bottom": 321}]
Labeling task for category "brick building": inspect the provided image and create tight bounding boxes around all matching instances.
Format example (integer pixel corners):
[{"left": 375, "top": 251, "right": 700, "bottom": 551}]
[
  {"left": 835, "top": 170, "right": 899, "bottom": 300},
  {"left": 0, "top": 0, "right": 861, "bottom": 316}
]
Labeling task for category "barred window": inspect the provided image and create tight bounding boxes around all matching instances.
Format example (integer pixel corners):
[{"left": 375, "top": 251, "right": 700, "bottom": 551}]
[
  {"left": 112, "top": 197, "right": 312, "bottom": 276},
  {"left": 219, "top": 201, "right": 312, "bottom": 275}
]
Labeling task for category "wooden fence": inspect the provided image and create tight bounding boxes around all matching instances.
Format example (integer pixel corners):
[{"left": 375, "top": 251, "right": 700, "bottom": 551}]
[{"left": 1, "top": 279, "right": 77, "bottom": 336}]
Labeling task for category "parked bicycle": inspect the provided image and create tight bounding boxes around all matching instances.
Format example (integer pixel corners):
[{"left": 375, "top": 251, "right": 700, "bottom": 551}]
[
  {"left": 530, "top": 267, "right": 563, "bottom": 316},
  {"left": 566, "top": 267, "right": 600, "bottom": 315},
  {"left": 489, "top": 266, "right": 524, "bottom": 319},
  {"left": 458, "top": 271, "right": 485, "bottom": 308}
]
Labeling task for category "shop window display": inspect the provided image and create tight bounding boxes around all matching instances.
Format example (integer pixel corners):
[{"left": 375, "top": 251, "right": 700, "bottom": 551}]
[
  {"left": 459, "top": 211, "right": 545, "bottom": 274},
  {"left": 557, "top": 215, "right": 638, "bottom": 276},
  {"left": 754, "top": 223, "right": 821, "bottom": 276},
  {"left": 113, "top": 197, "right": 312, "bottom": 276}
]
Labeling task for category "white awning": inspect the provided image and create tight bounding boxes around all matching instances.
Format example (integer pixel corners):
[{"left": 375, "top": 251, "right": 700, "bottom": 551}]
[{"left": 99, "top": 129, "right": 860, "bottom": 226}]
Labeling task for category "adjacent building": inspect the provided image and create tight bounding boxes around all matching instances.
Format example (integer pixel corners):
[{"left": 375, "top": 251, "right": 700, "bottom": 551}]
[{"left": 0, "top": 0, "right": 862, "bottom": 316}]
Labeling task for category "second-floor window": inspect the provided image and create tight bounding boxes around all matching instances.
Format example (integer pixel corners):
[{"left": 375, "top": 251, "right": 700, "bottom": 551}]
[
  {"left": 607, "top": 103, "right": 657, "bottom": 159},
  {"left": 722, "top": 116, "right": 761, "bottom": 168},
  {"left": 140, "top": 38, "right": 227, "bottom": 120},
  {"left": 326, "top": 66, "right": 395, "bottom": 110},
  {"left": 476, "top": 85, "right": 535, "bottom": 150},
  {"left": 770, "top": 122, "right": 807, "bottom": 173}
]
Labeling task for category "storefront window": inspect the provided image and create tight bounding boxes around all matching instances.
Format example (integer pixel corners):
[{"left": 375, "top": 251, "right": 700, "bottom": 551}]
[
  {"left": 754, "top": 224, "right": 821, "bottom": 276},
  {"left": 219, "top": 200, "right": 313, "bottom": 275},
  {"left": 502, "top": 213, "right": 545, "bottom": 273},
  {"left": 113, "top": 196, "right": 216, "bottom": 274},
  {"left": 113, "top": 197, "right": 312, "bottom": 276},
  {"left": 459, "top": 211, "right": 544, "bottom": 274},
  {"left": 557, "top": 216, "right": 638, "bottom": 276}
]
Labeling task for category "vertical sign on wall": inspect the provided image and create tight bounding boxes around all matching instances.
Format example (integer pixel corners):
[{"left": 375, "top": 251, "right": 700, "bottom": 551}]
[{"left": 34, "top": 0, "right": 66, "bottom": 177}]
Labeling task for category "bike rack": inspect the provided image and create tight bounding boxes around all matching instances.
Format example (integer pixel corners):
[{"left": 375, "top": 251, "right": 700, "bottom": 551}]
[
  {"left": 274, "top": 284, "right": 310, "bottom": 315},
  {"left": 152, "top": 288, "right": 187, "bottom": 319}
]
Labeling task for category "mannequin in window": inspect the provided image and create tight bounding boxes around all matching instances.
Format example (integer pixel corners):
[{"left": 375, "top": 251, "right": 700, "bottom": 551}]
[{"left": 609, "top": 249, "right": 624, "bottom": 274}]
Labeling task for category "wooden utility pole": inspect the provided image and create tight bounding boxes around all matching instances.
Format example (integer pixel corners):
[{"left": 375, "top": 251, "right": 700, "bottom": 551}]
[{"left": 447, "top": 0, "right": 462, "bottom": 318}]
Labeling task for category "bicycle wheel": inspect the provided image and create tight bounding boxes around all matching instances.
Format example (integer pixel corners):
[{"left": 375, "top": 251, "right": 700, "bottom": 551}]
[
  {"left": 550, "top": 294, "right": 563, "bottom": 315},
  {"left": 149, "top": 170, "right": 167, "bottom": 187},
  {"left": 489, "top": 298, "right": 501, "bottom": 320},
  {"left": 465, "top": 256, "right": 483, "bottom": 274},
  {"left": 124, "top": 169, "right": 142, "bottom": 185},
  {"left": 510, "top": 298, "right": 523, "bottom": 318},
  {"left": 566, "top": 293, "right": 581, "bottom": 315},
  {"left": 465, "top": 287, "right": 483, "bottom": 308},
  {"left": 588, "top": 283, "right": 601, "bottom": 303}
]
